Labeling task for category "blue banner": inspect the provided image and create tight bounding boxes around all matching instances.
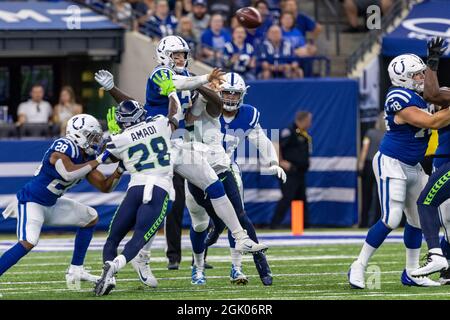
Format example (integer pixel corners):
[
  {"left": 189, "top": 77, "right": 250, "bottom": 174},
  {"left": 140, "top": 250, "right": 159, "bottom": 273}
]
[
  {"left": 0, "top": 1, "right": 121, "bottom": 30},
  {"left": 0, "top": 79, "right": 359, "bottom": 232},
  {"left": 382, "top": 0, "right": 450, "bottom": 57}
]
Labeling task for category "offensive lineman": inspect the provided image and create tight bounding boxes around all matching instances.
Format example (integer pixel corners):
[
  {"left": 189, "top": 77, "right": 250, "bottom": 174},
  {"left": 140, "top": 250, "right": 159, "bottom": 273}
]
[{"left": 348, "top": 53, "right": 450, "bottom": 289}]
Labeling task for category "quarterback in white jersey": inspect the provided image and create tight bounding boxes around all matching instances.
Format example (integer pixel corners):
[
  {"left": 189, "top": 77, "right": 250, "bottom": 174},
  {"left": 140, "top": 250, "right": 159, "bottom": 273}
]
[{"left": 94, "top": 100, "right": 174, "bottom": 296}]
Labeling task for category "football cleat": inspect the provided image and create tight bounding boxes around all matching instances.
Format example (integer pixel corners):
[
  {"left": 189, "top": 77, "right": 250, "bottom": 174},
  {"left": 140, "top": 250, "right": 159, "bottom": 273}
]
[
  {"left": 401, "top": 269, "right": 440, "bottom": 287},
  {"left": 439, "top": 267, "right": 450, "bottom": 285},
  {"left": 131, "top": 251, "right": 158, "bottom": 288},
  {"left": 411, "top": 252, "right": 449, "bottom": 277},
  {"left": 65, "top": 265, "right": 100, "bottom": 289},
  {"left": 348, "top": 260, "right": 365, "bottom": 289},
  {"left": 191, "top": 265, "right": 206, "bottom": 285},
  {"left": 204, "top": 227, "right": 221, "bottom": 247},
  {"left": 230, "top": 264, "right": 248, "bottom": 285},
  {"left": 253, "top": 251, "right": 273, "bottom": 286},
  {"left": 94, "top": 261, "right": 118, "bottom": 296},
  {"left": 234, "top": 230, "right": 268, "bottom": 254}
]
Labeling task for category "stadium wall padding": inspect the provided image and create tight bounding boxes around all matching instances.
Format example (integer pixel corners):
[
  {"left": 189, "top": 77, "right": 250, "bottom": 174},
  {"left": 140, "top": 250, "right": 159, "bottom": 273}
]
[{"left": 0, "top": 78, "right": 359, "bottom": 233}]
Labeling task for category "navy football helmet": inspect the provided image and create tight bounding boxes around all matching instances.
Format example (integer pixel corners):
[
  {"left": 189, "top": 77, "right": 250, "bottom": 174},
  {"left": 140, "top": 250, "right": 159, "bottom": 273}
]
[{"left": 115, "top": 100, "right": 147, "bottom": 129}]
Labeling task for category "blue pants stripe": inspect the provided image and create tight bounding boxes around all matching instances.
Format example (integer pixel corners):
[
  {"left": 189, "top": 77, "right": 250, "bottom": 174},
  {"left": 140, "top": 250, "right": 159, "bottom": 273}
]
[{"left": 385, "top": 177, "right": 390, "bottom": 224}]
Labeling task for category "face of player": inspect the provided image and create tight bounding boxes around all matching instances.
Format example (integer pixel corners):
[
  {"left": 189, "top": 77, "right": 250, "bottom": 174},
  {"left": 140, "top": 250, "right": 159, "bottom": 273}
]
[
  {"left": 233, "top": 27, "right": 246, "bottom": 44},
  {"left": 222, "top": 90, "right": 241, "bottom": 105},
  {"left": 412, "top": 71, "right": 425, "bottom": 89},
  {"left": 30, "top": 86, "right": 44, "bottom": 103},
  {"left": 172, "top": 51, "right": 188, "bottom": 68}
]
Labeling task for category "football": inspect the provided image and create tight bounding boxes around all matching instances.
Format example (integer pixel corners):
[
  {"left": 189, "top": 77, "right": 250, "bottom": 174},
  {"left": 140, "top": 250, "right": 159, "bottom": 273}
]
[{"left": 235, "top": 7, "right": 262, "bottom": 29}]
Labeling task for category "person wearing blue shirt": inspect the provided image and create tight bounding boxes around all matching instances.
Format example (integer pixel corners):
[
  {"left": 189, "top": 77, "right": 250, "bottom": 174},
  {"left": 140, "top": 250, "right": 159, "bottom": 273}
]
[
  {"left": 258, "top": 25, "right": 303, "bottom": 79},
  {"left": 201, "top": 14, "right": 232, "bottom": 66},
  {"left": 143, "top": 0, "right": 178, "bottom": 39},
  {"left": 223, "top": 26, "right": 256, "bottom": 80},
  {"left": 283, "top": 0, "right": 322, "bottom": 39}
]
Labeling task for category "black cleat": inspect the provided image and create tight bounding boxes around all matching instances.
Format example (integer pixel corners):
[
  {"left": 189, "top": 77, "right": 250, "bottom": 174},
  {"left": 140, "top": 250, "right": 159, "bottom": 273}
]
[
  {"left": 253, "top": 251, "right": 273, "bottom": 286},
  {"left": 167, "top": 261, "right": 180, "bottom": 270},
  {"left": 439, "top": 267, "right": 450, "bottom": 285}
]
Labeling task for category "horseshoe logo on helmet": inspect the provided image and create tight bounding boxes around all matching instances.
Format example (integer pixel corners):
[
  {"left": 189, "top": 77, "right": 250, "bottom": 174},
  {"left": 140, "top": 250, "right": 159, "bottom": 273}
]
[
  {"left": 72, "top": 117, "right": 85, "bottom": 130},
  {"left": 392, "top": 61, "right": 405, "bottom": 75}
]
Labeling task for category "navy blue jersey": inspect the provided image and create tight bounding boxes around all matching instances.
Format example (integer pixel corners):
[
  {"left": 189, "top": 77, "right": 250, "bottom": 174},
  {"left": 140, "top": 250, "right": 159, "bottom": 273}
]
[
  {"left": 17, "top": 138, "right": 91, "bottom": 206},
  {"left": 144, "top": 66, "right": 193, "bottom": 120},
  {"left": 223, "top": 42, "right": 255, "bottom": 73},
  {"left": 257, "top": 39, "right": 294, "bottom": 65},
  {"left": 379, "top": 87, "right": 431, "bottom": 166},
  {"left": 220, "top": 104, "right": 260, "bottom": 160},
  {"left": 144, "top": 15, "right": 178, "bottom": 38}
]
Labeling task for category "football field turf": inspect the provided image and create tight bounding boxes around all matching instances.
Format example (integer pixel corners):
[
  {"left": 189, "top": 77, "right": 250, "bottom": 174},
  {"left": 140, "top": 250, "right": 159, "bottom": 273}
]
[{"left": 0, "top": 231, "right": 449, "bottom": 300}]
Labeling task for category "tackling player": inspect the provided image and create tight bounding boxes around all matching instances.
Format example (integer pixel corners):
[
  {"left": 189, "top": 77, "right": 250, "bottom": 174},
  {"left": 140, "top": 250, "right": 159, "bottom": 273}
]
[
  {"left": 348, "top": 53, "right": 450, "bottom": 289},
  {"left": 0, "top": 115, "right": 124, "bottom": 288}
]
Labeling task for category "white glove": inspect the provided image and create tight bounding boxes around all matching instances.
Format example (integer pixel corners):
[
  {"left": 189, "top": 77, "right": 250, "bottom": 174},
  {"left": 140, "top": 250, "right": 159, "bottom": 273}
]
[
  {"left": 268, "top": 165, "right": 287, "bottom": 183},
  {"left": 94, "top": 70, "right": 114, "bottom": 91},
  {"left": 96, "top": 150, "right": 114, "bottom": 165}
]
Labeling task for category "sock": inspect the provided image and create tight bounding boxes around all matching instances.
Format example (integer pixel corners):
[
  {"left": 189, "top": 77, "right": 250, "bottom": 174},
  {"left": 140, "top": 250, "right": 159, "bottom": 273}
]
[
  {"left": 430, "top": 248, "right": 443, "bottom": 255},
  {"left": 357, "top": 220, "right": 392, "bottom": 267},
  {"left": 230, "top": 248, "right": 242, "bottom": 268},
  {"left": 417, "top": 204, "right": 441, "bottom": 249},
  {"left": 239, "top": 214, "right": 258, "bottom": 243},
  {"left": 440, "top": 237, "right": 450, "bottom": 260},
  {"left": 71, "top": 226, "right": 95, "bottom": 266},
  {"left": 193, "top": 252, "right": 205, "bottom": 270},
  {"left": 227, "top": 229, "right": 236, "bottom": 248},
  {"left": 139, "top": 234, "right": 156, "bottom": 257},
  {"left": 112, "top": 254, "right": 127, "bottom": 272},
  {"left": 0, "top": 242, "right": 29, "bottom": 276},
  {"left": 190, "top": 226, "right": 207, "bottom": 254},
  {"left": 206, "top": 181, "right": 243, "bottom": 234},
  {"left": 404, "top": 223, "right": 423, "bottom": 271}
]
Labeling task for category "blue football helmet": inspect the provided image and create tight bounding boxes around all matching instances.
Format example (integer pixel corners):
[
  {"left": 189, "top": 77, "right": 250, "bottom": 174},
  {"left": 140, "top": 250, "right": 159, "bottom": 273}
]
[{"left": 115, "top": 100, "right": 147, "bottom": 129}]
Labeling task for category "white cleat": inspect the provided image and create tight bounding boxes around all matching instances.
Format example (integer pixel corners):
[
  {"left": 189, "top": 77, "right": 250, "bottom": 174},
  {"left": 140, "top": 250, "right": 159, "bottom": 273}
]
[
  {"left": 94, "top": 261, "right": 118, "bottom": 296},
  {"left": 65, "top": 265, "right": 100, "bottom": 289},
  {"left": 234, "top": 230, "right": 268, "bottom": 254},
  {"left": 348, "top": 260, "right": 365, "bottom": 289},
  {"left": 131, "top": 251, "right": 158, "bottom": 288},
  {"left": 411, "top": 252, "right": 449, "bottom": 278},
  {"left": 402, "top": 269, "right": 440, "bottom": 287}
]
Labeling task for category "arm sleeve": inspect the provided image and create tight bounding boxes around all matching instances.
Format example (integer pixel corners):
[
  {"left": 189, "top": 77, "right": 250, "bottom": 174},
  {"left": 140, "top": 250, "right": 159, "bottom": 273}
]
[
  {"left": 172, "top": 74, "right": 209, "bottom": 91},
  {"left": 191, "top": 93, "right": 207, "bottom": 117},
  {"left": 55, "top": 159, "right": 94, "bottom": 181},
  {"left": 247, "top": 123, "right": 279, "bottom": 166}
]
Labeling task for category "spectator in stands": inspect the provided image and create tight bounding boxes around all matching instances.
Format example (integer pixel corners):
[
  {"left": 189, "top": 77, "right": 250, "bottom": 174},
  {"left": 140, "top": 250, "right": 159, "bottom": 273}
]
[
  {"left": 223, "top": 26, "right": 256, "bottom": 80},
  {"left": 358, "top": 112, "right": 384, "bottom": 227},
  {"left": 176, "top": 16, "right": 198, "bottom": 54},
  {"left": 106, "top": 0, "right": 134, "bottom": 28},
  {"left": 175, "top": 0, "right": 192, "bottom": 19},
  {"left": 16, "top": 84, "right": 53, "bottom": 126},
  {"left": 258, "top": 25, "right": 303, "bottom": 79},
  {"left": 271, "top": 111, "right": 312, "bottom": 229},
  {"left": 342, "top": 0, "right": 393, "bottom": 33},
  {"left": 53, "top": 86, "right": 83, "bottom": 137},
  {"left": 130, "top": 0, "right": 155, "bottom": 25},
  {"left": 143, "top": 0, "right": 178, "bottom": 39},
  {"left": 207, "top": 0, "right": 237, "bottom": 27},
  {"left": 280, "top": 12, "right": 317, "bottom": 57},
  {"left": 245, "top": 0, "right": 274, "bottom": 48},
  {"left": 201, "top": 14, "right": 231, "bottom": 66},
  {"left": 187, "top": 0, "right": 210, "bottom": 43},
  {"left": 282, "top": 0, "right": 322, "bottom": 39}
]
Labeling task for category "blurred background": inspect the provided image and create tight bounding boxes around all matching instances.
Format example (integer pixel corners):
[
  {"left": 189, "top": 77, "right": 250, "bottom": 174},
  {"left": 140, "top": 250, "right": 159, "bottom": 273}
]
[{"left": 0, "top": 0, "right": 449, "bottom": 233}]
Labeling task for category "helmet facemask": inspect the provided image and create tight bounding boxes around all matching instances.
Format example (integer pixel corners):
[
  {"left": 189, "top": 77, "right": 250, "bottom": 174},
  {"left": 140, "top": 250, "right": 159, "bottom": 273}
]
[
  {"left": 221, "top": 89, "right": 244, "bottom": 111},
  {"left": 170, "top": 51, "right": 190, "bottom": 73},
  {"left": 71, "top": 128, "right": 103, "bottom": 156}
]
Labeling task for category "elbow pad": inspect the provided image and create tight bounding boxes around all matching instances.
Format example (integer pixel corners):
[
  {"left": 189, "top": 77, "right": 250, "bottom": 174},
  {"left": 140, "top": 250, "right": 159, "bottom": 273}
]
[{"left": 55, "top": 159, "right": 94, "bottom": 181}]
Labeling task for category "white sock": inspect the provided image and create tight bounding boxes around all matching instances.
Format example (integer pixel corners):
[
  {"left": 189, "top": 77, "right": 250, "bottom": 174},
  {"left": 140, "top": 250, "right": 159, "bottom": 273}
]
[
  {"left": 193, "top": 252, "right": 205, "bottom": 271},
  {"left": 357, "top": 242, "right": 377, "bottom": 267},
  {"left": 230, "top": 248, "right": 242, "bottom": 268},
  {"left": 140, "top": 234, "right": 156, "bottom": 255},
  {"left": 430, "top": 248, "right": 444, "bottom": 255},
  {"left": 406, "top": 248, "right": 421, "bottom": 271},
  {"left": 210, "top": 195, "right": 243, "bottom": 234},
  {"left": 113, "top": 254, "right": 127, "bottom": 272}
]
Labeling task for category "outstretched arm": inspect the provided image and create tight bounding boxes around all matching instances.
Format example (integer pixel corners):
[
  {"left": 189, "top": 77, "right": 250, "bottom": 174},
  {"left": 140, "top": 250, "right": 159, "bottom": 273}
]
[
  {"left": 86, "top": 163, "right": 125, "bottom": 193},
  {"left": 198, "top": 85, "right": 223, "bottom": 118},
  {"left": 95, "top": 70, "right": 135, "bottom": 103},
  {"left": 423, "top": 37, "right": 450, "bottom": 106}
]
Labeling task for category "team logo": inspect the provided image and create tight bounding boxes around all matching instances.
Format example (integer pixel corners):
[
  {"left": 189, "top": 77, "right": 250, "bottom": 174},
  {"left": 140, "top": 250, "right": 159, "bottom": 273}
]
[
  {"left": 392, "top": 61, "right": 405, "bottom": 75},
  {"left": 72, "top": 117, "right": 85, "bottom": 130}
]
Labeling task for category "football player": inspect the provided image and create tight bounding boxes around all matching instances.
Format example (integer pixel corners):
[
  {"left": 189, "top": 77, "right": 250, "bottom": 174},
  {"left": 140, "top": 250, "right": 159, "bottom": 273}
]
[
  {"left": 409, "top": 37, "right": 450, "bottom": 281},
  {"left": 0, "top": 115, "right": 124, "bottom": 288},
  {"left": 94, "top": 100, "right": 175, "bottom": 296},
  {"left": 348, "top": 53, "right": 450, "bottom": 289}
]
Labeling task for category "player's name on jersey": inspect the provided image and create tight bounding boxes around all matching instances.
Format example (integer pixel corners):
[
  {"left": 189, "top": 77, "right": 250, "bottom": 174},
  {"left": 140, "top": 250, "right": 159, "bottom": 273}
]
[{"left": 131, "top": 125, "right": 157, "bottom": 142}]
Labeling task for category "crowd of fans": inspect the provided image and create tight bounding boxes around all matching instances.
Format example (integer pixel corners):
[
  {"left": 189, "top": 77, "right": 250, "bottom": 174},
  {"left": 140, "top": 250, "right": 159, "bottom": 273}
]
[{"left": 86, "top": 0, "right": 323, "bottom": 79}]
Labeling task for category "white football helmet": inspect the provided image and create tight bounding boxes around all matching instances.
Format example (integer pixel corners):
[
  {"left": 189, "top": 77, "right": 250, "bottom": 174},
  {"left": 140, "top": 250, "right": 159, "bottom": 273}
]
[
  {"left": 156, "top": 35, "right": 190, "bottom": 73},
  {"left": 220, "top": 72, "right": 250, "bottom": 111},
  {"left": 388, "top": 54, "right": 426, "bottom": 93},
  {"left": 66, "top": 114, "right": 103, "bottom": 156}
]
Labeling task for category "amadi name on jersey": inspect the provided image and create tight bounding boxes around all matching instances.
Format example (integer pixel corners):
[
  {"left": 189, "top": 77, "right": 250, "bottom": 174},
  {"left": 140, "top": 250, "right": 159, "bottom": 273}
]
[{"left": 379, "top": 87, "right": 431, "bottom": 166}]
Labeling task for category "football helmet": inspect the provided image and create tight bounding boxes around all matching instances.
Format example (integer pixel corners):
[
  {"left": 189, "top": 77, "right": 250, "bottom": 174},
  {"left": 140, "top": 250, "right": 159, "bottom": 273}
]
[
  {"left": 220, "top": 72, "right": 249, "bottom": 111},
  {"left": 156, "top": 35, "right": 190, "bottom": 73},
  {"left": 115, "top": 100, "right": 147, "bottom": 130},
  {"left": 66, "top": 114, "right": 103, "bottom": 156},
  {"left": 388, "top": 54, "right": 426, "bottom": 93}
]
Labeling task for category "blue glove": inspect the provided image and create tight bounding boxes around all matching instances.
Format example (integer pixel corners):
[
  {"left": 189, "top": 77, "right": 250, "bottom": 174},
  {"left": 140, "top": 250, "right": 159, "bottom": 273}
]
[
  {"left": 117, "top": 161, "right": 126, "bottom": 174},
  {"left": 96, "top": 150, "right": 114, "bottom": 164}
]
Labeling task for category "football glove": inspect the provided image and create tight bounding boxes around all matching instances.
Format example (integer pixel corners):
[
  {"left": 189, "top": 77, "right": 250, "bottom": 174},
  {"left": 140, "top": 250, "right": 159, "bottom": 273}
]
[
  {"left": 268, "top": 165, "right": 287, "bottom": 183},
  {"left": 153, "top": 71, "right": 176, "bottom": 96},
  {"left": 107, "top": 106, "right": 121, "bottom": 135},
  {"left": 96, "top": 150, "right": 114, "bottom": 165},
  {"left": 95, "top": 70, "right": 115, "bottom": 91},
  {"left": 427, "top": 37, "right": 447, "bottom": 71}
]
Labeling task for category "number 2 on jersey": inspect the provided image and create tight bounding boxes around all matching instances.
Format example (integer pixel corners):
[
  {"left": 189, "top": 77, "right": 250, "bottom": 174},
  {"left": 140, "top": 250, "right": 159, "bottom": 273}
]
[{"left": 128, "top": 136, "right": 170, "bottom": 172}]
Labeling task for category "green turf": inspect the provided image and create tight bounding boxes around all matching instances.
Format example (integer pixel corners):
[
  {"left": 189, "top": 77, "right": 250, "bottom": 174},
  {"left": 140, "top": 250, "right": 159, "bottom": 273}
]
[{"left": 0, "top": 240, "right": 449, "bottom": 300}]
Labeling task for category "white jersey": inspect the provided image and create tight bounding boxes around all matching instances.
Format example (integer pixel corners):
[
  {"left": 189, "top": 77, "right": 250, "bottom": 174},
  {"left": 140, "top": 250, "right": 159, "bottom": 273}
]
[{"left": 107, "top": 115, "right": 173, "bottom": 194}]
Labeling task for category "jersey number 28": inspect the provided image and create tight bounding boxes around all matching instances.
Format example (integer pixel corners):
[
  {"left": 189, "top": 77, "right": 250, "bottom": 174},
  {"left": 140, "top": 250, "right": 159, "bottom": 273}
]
[{"left": 128, "top": 136, "right": 170, "bottom": 172}]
